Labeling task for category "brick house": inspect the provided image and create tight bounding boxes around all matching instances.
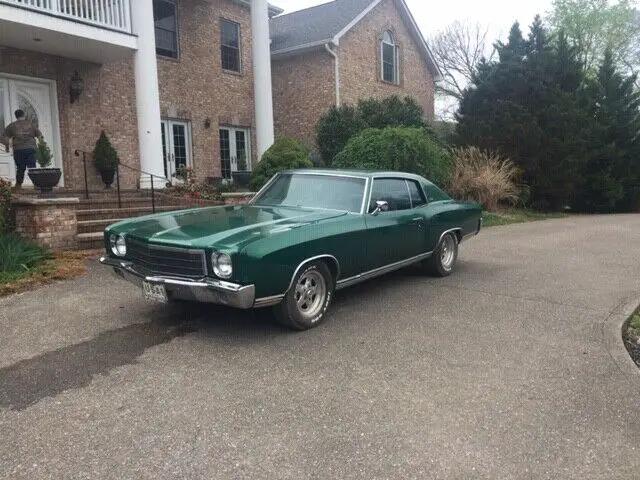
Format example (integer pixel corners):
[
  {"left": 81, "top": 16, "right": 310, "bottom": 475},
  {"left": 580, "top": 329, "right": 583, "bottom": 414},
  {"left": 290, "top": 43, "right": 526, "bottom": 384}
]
[
  {"left": 270, "top": 0, "right": 442, "bottom": 152},
  {"left": 0, "top": 0, "right": 281, "bottom": 191},
  {"left": 0, "top": 0, "right": 440, "bottom": 192}
]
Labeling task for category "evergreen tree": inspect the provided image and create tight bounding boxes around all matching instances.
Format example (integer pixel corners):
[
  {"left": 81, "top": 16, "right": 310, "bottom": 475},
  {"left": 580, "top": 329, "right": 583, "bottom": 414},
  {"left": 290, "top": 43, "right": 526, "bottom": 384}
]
[{"left": 575, "top": 48, "right": 640, "bottom": 212}]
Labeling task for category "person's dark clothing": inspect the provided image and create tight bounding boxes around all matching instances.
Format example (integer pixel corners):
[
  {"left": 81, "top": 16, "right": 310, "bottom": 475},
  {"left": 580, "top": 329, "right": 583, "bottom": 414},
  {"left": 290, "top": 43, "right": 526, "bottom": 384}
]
[{"left": 13, "top": 148, "right": 36, "bottom": 185}]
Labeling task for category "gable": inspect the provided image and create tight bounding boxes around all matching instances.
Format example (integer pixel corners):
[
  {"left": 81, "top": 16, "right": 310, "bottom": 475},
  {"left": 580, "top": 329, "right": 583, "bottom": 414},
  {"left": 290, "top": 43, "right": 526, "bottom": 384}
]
[{"left": 269, "top": 0, "right": 441, "bottom": 80}]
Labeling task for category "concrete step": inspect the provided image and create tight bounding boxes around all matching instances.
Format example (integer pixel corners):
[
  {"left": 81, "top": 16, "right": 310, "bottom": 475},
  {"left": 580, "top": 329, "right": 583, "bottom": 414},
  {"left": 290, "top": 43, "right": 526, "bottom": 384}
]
[
  {"left": 77, "top": 232, "right": 105, "bottom": 250},
  {"left": 76, "top": 205, "right": 185, "bottom": 222},
  {"left": 77, "top": 218, "right": 125, "bottom": 234}
]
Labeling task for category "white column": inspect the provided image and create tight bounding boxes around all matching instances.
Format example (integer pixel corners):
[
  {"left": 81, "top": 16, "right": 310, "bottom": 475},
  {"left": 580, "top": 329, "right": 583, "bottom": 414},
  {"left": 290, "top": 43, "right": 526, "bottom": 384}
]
[
  {"left": 131, "top": 0, "right": 165, "bottom": 188},
  {"left": 251, "top": 0, "right": 275, "bottom": 160}
]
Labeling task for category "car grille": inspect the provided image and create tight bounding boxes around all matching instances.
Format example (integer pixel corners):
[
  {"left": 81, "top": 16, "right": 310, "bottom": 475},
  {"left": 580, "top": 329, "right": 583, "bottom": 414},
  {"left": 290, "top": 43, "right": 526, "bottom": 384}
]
[{"left": 127, "top": 238, "right": 207, "bottom": 278}]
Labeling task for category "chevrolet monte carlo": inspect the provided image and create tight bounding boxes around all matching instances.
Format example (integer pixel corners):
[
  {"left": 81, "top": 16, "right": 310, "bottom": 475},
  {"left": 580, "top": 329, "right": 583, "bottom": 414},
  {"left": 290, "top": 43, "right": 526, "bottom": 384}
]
[{"left": 100, "top": 170, "right": 482, "bottom": 330}]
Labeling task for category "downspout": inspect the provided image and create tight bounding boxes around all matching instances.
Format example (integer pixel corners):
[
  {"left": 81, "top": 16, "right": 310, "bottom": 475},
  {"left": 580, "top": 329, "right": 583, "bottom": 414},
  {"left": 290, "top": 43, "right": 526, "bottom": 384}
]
[{"left": 324, "top": 43, "right": 340, "bottom": 107}]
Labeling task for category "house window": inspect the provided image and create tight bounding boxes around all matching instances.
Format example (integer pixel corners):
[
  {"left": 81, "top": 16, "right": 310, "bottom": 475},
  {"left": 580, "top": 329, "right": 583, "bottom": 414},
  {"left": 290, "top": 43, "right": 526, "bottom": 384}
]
[
  {"left": 220, "top": 127, "right": 251, "bottom": 179},
  {"left": 381, "top": 31, "right": 399, "bottom": 84},
  {"left": 221, "top": 19, "right": 241, "bottom": 72},
  {"left": 154, "top": 0, "right": 179, "bottom": 58}
]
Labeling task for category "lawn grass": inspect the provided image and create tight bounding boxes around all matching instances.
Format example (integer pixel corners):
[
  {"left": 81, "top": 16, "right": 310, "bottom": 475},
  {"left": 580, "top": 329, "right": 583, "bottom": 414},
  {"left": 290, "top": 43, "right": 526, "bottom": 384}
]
[
  {"left": 0, "top": 249, "right": 101, "bottom": 297},
  {"left": 483, "top": 208, "right": 569, "bottom": 227}
]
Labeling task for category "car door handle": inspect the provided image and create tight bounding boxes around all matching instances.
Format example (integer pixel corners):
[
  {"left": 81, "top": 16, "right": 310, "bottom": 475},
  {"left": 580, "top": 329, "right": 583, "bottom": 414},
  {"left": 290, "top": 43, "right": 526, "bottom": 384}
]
[{"left": 410, "top": 217, "right": 423, "bottom": 226}]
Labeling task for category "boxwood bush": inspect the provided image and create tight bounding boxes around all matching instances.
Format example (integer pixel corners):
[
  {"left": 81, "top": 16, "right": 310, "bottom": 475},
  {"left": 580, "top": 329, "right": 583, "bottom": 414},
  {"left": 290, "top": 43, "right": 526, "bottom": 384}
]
[
  {"left": 333, "top": 127, "right": 452, "bottom": 187},
  {"left": 249, "top": 137, "right": 313, "bottom": 191}
]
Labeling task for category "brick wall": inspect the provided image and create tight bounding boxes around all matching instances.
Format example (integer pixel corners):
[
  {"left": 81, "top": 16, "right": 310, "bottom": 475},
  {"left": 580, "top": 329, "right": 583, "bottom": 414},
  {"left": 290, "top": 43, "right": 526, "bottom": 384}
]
[
  {"left": 157, "top": 0, "right": 257, "bottom": 180},
  {"left": 12, "top": 197, "right": 79, "bottom": 251},
  {"left": 271, "top": 51, "right": 335, "bottom": 151},
  {"left": 338, "top": 0, "right": 435, "bottom": 119},
  {"left": 270, "top": 0, "right": 436, "bottom": 152},
  {"left": 0, "top": 47, "right": 140, "bottom": 191}
]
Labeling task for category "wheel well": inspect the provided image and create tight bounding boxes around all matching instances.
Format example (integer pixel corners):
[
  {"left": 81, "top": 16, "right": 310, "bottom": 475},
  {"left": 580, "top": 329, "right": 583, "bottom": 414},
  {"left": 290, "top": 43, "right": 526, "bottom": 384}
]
[
  {"left": 319, "top": 257, "right": 340, "bottom": 283},
  {"left": 454, "top": 229, "right": 462, "bottom": 243}
]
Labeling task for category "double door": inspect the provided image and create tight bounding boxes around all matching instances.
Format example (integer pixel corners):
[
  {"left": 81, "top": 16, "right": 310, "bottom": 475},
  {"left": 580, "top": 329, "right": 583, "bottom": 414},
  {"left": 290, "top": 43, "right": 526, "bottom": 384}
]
[
  {"left": 161, "top": 119, "right": 192, "bottom": 180},
  {"left": 0, "top": 77, "right": 58, "bottom": 185}
]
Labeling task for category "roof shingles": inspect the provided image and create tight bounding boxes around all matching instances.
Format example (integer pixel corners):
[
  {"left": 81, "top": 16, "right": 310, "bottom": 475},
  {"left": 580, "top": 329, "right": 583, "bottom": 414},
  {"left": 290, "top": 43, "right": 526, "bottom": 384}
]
[{"left": 269, "top": 0, "right": 374, "bottom": 53}]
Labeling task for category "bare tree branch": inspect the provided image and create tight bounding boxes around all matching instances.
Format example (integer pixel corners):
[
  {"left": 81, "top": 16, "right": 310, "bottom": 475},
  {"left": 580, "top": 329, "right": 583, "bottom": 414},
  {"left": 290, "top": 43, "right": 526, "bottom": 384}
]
[{"left": 429, "top": 21, "right": 495, "bottom": 104}]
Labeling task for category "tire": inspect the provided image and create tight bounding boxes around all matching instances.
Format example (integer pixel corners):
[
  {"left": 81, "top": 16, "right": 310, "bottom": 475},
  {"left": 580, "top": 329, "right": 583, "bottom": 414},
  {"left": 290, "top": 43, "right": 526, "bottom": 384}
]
[
  {"left": 274, "top": 261, "right": 335, "bottom": 331},
  {"left": 423, "top": 232, "right": 459, "bottom": 277}
]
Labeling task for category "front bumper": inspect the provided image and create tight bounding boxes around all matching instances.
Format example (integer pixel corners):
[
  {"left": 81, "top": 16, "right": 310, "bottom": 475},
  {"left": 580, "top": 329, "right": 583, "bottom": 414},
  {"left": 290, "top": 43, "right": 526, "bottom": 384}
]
[{"left": 99, "top": 257, "right": 255, "bottom": 309}]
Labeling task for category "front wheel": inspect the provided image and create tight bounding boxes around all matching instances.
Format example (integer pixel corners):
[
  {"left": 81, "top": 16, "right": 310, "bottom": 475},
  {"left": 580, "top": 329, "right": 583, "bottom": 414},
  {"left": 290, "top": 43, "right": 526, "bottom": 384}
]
[
  {"left": 273, "top": 261, "right": 334, "bottom": 330},
  {"left": 423, "top": 232, "right": 459, "bottom": 277}
]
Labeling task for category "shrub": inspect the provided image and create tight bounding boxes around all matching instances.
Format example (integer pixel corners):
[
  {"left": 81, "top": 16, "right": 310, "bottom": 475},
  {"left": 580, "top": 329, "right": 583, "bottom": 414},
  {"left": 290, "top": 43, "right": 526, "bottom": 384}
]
[
  {"left": 93, "top": 131, "right": 119, "bottom": 172},
  {"left": 448, "top": 147, "right": 521, "bottom": 211},
  {"left": 315, "top": 95, "right": 427, "bottom": 165},
  {"left": 0, "top": 233, "right": 51, "bottom": 273},
  {"left": 0, "top": 178, "right": 11, "bottom": 234},
  {"left": 315, "top": 105, "right": 367, "bottom": 166},
  {"left": 333, "top": 127, "right": 452, "bottom": 187},
  {"left": 35, "top": 137, "right": 53, "bottom": 168},
  {"left": 249, "top": 137, "right": 313, "bottom": 191}
]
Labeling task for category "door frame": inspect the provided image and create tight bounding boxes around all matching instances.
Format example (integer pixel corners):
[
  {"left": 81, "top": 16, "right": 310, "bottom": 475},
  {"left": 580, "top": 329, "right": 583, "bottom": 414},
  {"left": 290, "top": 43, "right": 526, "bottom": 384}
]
[
  {"left": 161, "top": 118, "right": 193, "bottom": 180},
  {"left": 219, "top": 125, "right": 252, "bottom": 180},
  {"left": 0, "top": 73, "right": 64, "bottom": 186}
]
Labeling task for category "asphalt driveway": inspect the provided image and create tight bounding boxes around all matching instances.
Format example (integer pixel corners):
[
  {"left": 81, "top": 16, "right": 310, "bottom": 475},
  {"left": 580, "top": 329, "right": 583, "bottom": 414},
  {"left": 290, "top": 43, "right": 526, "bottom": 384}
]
[{"left": 1, "top": 214, "right": 639, "bottom": 479}]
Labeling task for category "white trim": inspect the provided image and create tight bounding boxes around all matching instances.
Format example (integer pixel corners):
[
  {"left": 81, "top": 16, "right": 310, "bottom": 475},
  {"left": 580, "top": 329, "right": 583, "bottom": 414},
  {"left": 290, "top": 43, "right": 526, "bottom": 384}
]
[
  {"left": 333, "top": 0, "right": 383, "bottom": 44},
  {"left": 271, "top": 39, "right": 331, "bottom": 57},
  {"left": 394, "top": 0, "right": 443, "bottom": 81},
  {"left": 0, "top": 73, "right": 64, "bottom": 186},
  {"left": 324, "top": 43, "right": 340, "bottom": 107}
]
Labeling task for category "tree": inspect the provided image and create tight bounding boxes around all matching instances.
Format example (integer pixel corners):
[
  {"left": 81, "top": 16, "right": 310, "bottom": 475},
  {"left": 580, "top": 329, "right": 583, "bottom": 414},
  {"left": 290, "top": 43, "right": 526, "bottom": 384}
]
[
  {"left": 457, "top": 18, "right": 595, "bottom": 210},
  {"left": 575, "top": 48, "right": 640, "bottom": 212},
  {"left": 548, "top": 0, "right": 640, "bottom": 77},
  {"left": 429, "top": 21, "right": 496, "bottom": 102}
]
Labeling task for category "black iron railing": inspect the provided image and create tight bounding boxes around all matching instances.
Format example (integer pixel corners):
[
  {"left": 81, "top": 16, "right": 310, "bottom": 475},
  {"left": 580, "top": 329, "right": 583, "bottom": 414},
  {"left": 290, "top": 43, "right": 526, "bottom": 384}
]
[{"left": 74, "top": 149, "right": 172, "bottom": 214}]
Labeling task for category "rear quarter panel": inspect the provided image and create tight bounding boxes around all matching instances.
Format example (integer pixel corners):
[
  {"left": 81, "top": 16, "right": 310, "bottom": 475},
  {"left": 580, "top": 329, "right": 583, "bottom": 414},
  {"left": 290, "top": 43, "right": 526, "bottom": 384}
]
[{"left": 425, "top": 200, "right": 482, "bottom": 250}]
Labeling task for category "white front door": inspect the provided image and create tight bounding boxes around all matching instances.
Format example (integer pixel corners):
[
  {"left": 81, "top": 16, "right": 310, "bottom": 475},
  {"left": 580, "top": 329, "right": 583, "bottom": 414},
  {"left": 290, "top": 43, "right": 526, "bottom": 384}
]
[
  {"left": 0, "top": 76, "right": 60, "bottom": 185},
  {"left": 219, "top": 127, "right": 251, "bottom": 180},
  {"left": 161, "top": 119, "right": 192, "bottom": 180}
]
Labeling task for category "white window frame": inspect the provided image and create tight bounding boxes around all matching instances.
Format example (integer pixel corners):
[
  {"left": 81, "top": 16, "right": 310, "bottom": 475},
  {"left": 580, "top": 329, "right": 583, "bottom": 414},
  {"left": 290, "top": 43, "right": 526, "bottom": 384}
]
[
  {"left": 381, "top": 30, "right": 399, "bottom": 84},
  {"left": 161, "top": 119, "right": 193, "bottom": 180},
  {"left": 219, "top": 126, "right": 252, "bottom": 179}
]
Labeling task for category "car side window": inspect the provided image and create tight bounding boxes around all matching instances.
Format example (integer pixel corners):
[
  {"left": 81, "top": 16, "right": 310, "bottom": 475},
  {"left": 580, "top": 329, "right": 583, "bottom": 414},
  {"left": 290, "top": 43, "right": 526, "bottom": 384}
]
[
  {"left": 369, "top": 179, "right": 412, "bottom": 212},
  {"left": 407, "top": 180, "right": 427, "bottom": 208}
]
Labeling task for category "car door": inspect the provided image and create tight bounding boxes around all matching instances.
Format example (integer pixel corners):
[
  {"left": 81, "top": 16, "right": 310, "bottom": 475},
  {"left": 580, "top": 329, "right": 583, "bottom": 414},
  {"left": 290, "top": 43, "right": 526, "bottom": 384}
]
[{"left": 364, "top": 178, "right": 426, "bottom": 270}]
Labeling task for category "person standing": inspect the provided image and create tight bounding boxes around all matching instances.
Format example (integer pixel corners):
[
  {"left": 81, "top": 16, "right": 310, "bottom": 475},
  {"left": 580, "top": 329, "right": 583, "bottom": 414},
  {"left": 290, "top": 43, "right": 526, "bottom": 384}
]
[{"left": 2, "top": 109, "right": 43, "bottom": 191}]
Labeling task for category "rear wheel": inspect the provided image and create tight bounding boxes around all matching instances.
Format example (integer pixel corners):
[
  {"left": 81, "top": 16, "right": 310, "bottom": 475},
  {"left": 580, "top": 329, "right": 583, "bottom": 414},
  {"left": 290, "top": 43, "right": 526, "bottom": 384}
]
[
  {"left": 274, "top": 261, "right": 334, "bottom": 330},
  {"left": 423, "top": 232, "right": 459, "bottom": 277}
]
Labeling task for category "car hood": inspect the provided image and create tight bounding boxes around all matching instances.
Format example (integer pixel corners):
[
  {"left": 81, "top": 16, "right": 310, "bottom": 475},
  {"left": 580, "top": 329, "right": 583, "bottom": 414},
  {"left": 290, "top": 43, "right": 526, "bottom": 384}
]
[{"left": 111, "top": 205, "right": 348, "bottom": 250}]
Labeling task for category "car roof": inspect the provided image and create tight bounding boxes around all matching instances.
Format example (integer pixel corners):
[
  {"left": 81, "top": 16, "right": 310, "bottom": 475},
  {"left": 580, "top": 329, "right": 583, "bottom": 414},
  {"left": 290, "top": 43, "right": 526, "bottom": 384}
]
[{"left": 281, "top": 169, "right": 430, "bottom": 182}]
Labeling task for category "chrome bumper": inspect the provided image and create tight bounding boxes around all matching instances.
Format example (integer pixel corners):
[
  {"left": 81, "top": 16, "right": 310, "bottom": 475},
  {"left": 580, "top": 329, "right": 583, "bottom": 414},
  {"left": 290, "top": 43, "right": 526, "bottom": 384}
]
[{"left": 99, "top": 257, "right": 255, "bottom": 309}]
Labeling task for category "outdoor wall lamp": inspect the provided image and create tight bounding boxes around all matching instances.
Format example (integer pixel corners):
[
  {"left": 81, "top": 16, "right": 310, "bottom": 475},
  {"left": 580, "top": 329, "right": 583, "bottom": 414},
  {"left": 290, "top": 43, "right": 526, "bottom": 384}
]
[{"left": 70, "top": 71, "right": 85, "bottom": 104}]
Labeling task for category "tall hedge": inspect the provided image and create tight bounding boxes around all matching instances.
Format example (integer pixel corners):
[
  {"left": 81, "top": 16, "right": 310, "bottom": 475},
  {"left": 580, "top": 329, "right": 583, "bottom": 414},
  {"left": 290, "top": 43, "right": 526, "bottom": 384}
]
[
  {"left": 249, "top": 137, "right": 313, "bottom": 191},
  {"left": 333, "top": 127, "right": 452, "bottom": 187}
]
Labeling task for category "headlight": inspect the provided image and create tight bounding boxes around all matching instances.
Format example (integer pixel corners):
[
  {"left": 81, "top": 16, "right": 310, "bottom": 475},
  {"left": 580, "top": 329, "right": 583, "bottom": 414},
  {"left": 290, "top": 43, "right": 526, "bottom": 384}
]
[
  {"left": 110, "top": 234, "right": 127, "bottom": 257},
  {"left": 212, "top": 252, "right": 233, "bottom": 279}
]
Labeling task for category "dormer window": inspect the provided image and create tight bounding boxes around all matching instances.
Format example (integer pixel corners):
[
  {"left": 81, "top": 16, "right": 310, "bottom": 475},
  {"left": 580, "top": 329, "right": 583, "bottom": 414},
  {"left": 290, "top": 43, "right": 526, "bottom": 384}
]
[{"left": 381, "top": 31, "right": 399, "bottom": 84}]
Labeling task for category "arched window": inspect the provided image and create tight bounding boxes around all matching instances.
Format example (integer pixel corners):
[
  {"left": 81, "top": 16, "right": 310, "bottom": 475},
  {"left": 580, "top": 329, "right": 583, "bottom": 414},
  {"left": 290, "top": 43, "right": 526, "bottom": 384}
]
[{"left": 381, "top": 31, "right": 398, "bottom": 84}]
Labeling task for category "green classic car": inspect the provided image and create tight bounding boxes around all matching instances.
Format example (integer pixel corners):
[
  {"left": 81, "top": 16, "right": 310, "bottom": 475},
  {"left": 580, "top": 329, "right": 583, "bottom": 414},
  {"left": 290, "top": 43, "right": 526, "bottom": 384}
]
[{"left": 100, "top": 169, "right": 482, "bottom": 330}]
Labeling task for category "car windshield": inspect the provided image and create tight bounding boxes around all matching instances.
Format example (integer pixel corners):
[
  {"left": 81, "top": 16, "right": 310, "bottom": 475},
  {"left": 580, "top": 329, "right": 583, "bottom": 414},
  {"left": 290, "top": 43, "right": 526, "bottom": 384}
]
[{"left": 253, "top": 173, "right": 367, "bottom": 213}]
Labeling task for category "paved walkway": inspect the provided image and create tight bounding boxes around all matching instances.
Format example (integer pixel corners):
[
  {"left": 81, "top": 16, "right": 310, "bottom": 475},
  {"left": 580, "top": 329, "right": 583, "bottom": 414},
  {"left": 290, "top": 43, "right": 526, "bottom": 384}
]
[{"left": 0, "top": 214, "right": 639, "bottom": 479}]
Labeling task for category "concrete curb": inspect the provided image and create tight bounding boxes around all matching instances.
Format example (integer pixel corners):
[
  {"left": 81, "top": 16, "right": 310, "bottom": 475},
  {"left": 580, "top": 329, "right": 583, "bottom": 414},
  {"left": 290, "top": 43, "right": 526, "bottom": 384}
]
[{"left": 603, "top": 295, "right": 640, "bottom": 378}]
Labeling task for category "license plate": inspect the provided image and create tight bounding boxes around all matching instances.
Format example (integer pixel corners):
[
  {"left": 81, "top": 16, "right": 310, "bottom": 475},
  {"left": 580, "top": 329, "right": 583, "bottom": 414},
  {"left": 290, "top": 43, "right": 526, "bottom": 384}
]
[{"left": 142, "top": 281, "right": 168, "bottom": 304}]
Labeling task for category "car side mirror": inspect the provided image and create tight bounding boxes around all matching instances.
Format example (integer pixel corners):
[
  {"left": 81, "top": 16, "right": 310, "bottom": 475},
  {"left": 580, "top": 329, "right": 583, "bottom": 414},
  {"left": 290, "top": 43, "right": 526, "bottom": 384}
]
[{"left": 371, "top": 200, "right": 389, "bottom": 216}]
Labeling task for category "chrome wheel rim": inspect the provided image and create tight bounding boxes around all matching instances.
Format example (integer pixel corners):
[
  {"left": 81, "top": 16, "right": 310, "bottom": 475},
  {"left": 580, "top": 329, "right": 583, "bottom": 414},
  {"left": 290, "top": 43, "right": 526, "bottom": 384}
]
[
  {"left": 294, "top": 270, "right": 327, "bottom": 320},
  {"left": 440, "top": 235, "right": 456, "bottom": 270}
]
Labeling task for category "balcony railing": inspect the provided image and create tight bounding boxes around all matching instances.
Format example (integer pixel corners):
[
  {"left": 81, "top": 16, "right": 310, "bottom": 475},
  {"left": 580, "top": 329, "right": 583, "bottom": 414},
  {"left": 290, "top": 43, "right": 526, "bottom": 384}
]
[{"left": 4, "top": 0, "right": 132, "bottom": 33}]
